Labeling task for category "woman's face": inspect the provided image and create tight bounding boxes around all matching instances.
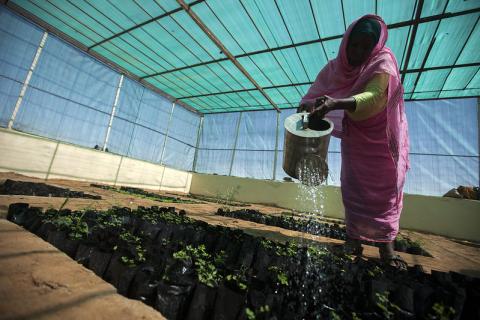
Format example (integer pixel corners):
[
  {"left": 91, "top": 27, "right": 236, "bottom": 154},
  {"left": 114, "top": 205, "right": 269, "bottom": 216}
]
[{"left": 347, "top": 33, "right": 375, "bottom": 67}]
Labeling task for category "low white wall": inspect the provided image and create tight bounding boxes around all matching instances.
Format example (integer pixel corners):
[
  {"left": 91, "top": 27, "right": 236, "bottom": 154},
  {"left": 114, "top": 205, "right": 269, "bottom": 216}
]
[
  {"left": 190, "top": 173, "right": 480, "bottom": 242},
  {"left": 0, "top": 128, "right": 192, "bottom": 193}
]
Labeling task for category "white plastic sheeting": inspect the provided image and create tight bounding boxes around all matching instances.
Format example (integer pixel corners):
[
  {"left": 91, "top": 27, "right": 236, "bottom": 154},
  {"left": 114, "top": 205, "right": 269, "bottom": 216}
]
[
  {"left": 198, "top": 98, "right": 479, "bottom": 196},
  {"left": 404, "top": 99, "right": 479, "bottom": 195},
  {"left": 231, "top": 110, "right": 277, "bottom": 179},
  {"left": 0, "top": 6, "right": 200, "bottom": 172},
  {"left": 195, "top": 112, "right": 240, "bottom": 175},
  {"left": 13, "top": 34, "right": 117, "bottom": 148},
  {"left": 162, "top": 106, "right": 200, "bottom": 171},
  {"left": 0, "top": 7, "right": 43, "bottom": 127}
]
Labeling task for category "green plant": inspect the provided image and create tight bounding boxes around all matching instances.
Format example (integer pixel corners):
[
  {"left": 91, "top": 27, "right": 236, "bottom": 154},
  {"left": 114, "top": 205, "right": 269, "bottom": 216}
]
[
  {"left": 367, "top": 265, "right": 384, "bottom": 278},
  {"left": 117, "top": 231, "right": 147, "bottom": 266},
  {"left": 351, "top": 312, "right": 362, "bottom": 320},
  {"left": 307, "top": 245, "right": 329, "bottom": 259},
  {"left": 245, "top": 307, "right": 256, "bottom": 320},
  {"left": 268, "top": 266, "right": 289, "bottom": 286},
  {"left": 329, "top": 310, "right": 341, "bottom": 320},
  {"left": 45, "top": 212, "right": 89, "bottom": 240},
  {"left": 173, "top": 245, "right": 224, "bottom": 287},
  {"left": 226, "top": 273, "right": 248, "bottom": 291},
  {"left": 375, "top": 292, "right": 401, "bottom": 319},
  {"left": 428, "top": 302, "right": 455, "bottom": 320},
  {"left": 275, "top": 241, "right": 298, "bottom": 257}
]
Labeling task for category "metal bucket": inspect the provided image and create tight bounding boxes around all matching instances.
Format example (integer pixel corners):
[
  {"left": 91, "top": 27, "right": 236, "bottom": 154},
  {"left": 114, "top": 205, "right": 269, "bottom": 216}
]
[{"left": 282, "top": 112, "right": 333, "bottom": 185}]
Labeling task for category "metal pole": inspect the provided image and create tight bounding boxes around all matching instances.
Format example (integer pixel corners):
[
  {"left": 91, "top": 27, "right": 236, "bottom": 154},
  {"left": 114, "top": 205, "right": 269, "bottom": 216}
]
[
  {"left": 192, "top": 115, "right": 204, "bottom": 172},
  {"left": 8, "top": 31, "right": 48, "bottom": 129},
  {"left": 160, "top": 101, "right": 175, "bottom": 164},
  {"left": 103, "top": 74, "right": 124, "bottom": 151},
  {"left": 478, "top": 97, "right": 480, "bottom": 188},
  {"left": 272, "top": 112, "right": 280, "bottom": 180},
  {"left": 229, "top": 112, "right": 242, "bottom": 176}
]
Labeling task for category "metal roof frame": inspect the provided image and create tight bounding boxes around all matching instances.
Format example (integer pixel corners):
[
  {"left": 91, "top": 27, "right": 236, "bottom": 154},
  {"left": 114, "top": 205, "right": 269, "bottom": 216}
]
[{"left": 3, "top": 0, "right": 479, "bottom": 114}]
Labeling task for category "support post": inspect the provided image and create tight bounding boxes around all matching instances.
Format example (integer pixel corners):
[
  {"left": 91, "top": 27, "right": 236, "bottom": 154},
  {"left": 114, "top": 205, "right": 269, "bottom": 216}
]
[
  {"left": 45, "top": 141, "right": 60, "bottom": 181},
  {"left": 192, "top": 115, "right": 204, "bottom": 172},
  {"left": 160, "top": 101, "right": 175, "bottom": 164},
  {"left": 272, "top": 111, "right": 280, "bottom": 180},
  {"left": 478, "top": 97, "right": 480, "bottom": 188},
  {"left": 229, "top": 112, "right": 242, "bottom": 176},
  {"left": 103, "top": 74, "right": 124, "bottom": 151},
  {"left": 8, "top": 31, "right": 48, "bottom": 129}
]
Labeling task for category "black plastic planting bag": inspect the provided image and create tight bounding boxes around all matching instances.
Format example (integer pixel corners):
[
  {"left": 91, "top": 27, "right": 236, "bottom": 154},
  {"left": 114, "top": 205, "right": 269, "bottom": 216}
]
[
  {"left": 213, "top": 284, "right": 245, "bottom": 320},
  {"left": 128, "top": 265, "right": 158, "bottom": 306},
  {"left": 252, "top": 245, "right": 272, "bottom": 282},
  {"left": 137, "top": 220, "right": 162, "bottom": 240},
  {"left": 103, "top": 252, "right": 138, "bottom": 295},
  {"left": 156, "top": 282, "right": 194, "bottom": 320},
  {"left": 164, "top": 257, "right": 197, "bottom": 287},
  {"left": 47, "top": 230, "right": 79, "bottom": 258},
  {"left": 35, "top": 222, "right": 56, "bottom": 240},
  {"left": 7, "top": 203, "right": 30, "bottom": 225},
  {"left": 88, "top": 248, "right": 113, "bottom": 278},
  {"left": 75, "top": 244, "right": 95, "bottom": 266},
  {"left": 23, "top": 207, "right": 43, "bottom": 232},
  {"left": 237, "top": 236, "right": 259, "bottom": 269},
  {"left": 185, "top": 283, "right": 217, "bottom": 320}
]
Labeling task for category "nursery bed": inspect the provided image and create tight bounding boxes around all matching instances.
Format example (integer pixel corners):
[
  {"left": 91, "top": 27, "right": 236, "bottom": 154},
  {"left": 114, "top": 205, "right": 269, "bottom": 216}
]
[
  {"left": 0, "top": 179, "right": 101, "bottom": 199},
  {"left": 216, "top": 208, "right": 432, "bottom": 257},
  {"left": 6, "top": 203, "right": 480, "bottom": 319},
  {"left": 0, "top": 172, "right": 479, "bottom": 279}
]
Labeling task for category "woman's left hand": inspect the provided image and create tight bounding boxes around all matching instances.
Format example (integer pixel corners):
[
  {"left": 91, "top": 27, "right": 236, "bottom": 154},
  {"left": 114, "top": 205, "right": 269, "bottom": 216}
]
[{"left": 310, "top": 95, "right": 337, "bottom": 118}]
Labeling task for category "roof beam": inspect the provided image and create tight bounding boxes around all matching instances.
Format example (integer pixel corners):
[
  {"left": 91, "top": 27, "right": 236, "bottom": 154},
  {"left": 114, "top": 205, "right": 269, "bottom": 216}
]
[
  {"left": 401, "top": 0, "right": 423, "bottom": 83},
  {"left": 143, "top": 5, "right": 480, "bottom": 80},
  {"left": 176, "top": 0, "right": 281, "bottom": 112},
  {"left": 87, "top": 0, "right": 205, "bottom": 51}
]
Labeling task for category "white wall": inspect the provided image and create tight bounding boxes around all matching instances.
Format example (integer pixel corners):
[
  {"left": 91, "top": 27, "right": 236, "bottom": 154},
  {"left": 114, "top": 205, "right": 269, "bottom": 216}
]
[
  {"left": 190, "top": 173, "right": 480, "bottom": 242},
  {"left": 0, "top": 128, "right": 192, "bottom": 193}
]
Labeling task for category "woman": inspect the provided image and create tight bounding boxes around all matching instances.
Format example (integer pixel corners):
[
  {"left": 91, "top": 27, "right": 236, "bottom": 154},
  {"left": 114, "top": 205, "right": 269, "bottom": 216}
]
[{"left": 298, "top": 15, "right": 410, "bottom": 268}]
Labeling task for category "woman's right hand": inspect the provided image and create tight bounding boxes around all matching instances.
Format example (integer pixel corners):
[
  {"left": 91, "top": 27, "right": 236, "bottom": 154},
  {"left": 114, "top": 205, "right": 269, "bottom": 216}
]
[
  {"left": 297, "top": 101, "right": 314, "bottom": 113},
  {"left": 297, "top": 97, "right": 328, "bottom": 113}
]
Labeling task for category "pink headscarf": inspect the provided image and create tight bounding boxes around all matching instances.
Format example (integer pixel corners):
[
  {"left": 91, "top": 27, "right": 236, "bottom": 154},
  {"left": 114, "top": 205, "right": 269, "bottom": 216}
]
[{"left": 301, "top": 15, "right": 403, "bottom": 137}]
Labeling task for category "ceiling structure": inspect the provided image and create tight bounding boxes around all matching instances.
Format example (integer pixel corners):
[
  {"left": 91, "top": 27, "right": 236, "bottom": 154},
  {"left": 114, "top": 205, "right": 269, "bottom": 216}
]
[{"left": 4, "top": 0, "right": 480, "bottom": 114}]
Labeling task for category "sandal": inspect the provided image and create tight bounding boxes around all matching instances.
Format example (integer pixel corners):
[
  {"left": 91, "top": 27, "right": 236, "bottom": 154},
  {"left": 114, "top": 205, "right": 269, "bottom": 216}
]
[{"left": 381, "top": 254, "right": 408, "bottom": 271}]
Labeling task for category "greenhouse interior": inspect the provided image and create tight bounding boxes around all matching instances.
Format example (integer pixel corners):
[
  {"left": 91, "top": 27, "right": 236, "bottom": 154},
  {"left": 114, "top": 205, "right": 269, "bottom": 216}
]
[{"left": 0, "top": 0, "right": 479, "bottom": 319}]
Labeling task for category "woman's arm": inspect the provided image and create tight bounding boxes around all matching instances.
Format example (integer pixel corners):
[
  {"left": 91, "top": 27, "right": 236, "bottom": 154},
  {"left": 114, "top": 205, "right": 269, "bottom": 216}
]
[
  {"left": 349, "top": 73, "right": 389, "bottom": 120},
  {"left": 310, "top": 73, "right": 389, "bottom": 119}
]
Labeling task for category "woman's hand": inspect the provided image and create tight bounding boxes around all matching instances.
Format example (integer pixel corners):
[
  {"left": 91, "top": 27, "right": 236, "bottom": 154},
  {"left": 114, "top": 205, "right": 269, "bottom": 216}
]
[
  {"left": 297, "top": 96, "right": 328, "bottom": 113},
  {"left": 311, "top": 95, "right": 337, "bottom": 118}
]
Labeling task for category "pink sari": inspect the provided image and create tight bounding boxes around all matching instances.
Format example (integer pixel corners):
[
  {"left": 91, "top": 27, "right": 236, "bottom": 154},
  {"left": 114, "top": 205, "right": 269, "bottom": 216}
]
[{"left": 300, "top": 15, "right": 409, "bottom": 242}]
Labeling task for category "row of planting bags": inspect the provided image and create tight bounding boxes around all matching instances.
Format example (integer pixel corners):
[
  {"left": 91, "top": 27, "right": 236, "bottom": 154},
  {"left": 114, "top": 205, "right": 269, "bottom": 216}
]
[
  {"left": 216, "top": 208, "right": 431, "bottom": 257},
  {"left": 7, "top": 203, "right": 479, "bottom": 320}
]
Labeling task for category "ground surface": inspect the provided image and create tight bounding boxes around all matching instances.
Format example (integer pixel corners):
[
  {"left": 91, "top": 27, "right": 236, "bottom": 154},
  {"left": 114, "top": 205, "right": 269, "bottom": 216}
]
[{"left": 0, "top": 172, "right": 479, "bottom": 319}]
